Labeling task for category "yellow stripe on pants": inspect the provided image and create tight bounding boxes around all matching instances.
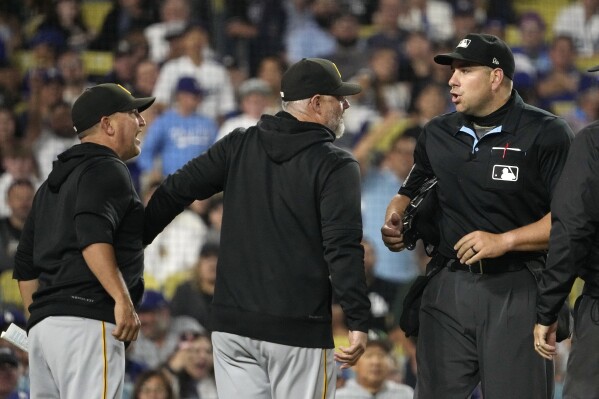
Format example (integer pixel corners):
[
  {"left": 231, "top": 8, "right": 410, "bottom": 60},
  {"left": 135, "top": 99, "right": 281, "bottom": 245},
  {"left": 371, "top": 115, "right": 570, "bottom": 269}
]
[
  {"left": 102, "top": 321, "right": 107, "bottom": 399},
  {"left": 322, "top": 349, "right": 328, "bottom": 399}
]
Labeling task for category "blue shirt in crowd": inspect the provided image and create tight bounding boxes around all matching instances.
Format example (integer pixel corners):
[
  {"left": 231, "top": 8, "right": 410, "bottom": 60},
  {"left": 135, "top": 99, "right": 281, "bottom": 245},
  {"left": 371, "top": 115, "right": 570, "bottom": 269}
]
[{"left": 138, "top": 109, "right": 218, "bottom": 177}]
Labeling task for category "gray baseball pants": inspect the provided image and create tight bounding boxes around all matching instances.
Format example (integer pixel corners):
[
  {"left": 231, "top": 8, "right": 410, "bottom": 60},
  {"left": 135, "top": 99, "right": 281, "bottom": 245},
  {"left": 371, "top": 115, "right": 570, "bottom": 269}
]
[
  {"left": 29, "top": 316, "right": 125, "bottom": 399},
  {"left": 212, "top": 331, "right": 336, "bottom": 399}
]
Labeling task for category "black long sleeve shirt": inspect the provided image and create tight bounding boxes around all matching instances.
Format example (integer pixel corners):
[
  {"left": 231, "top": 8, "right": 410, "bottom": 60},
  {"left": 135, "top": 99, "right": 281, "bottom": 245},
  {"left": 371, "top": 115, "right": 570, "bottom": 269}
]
[{"left": 537, "top": 120, "right": 599, "bottom": 325}]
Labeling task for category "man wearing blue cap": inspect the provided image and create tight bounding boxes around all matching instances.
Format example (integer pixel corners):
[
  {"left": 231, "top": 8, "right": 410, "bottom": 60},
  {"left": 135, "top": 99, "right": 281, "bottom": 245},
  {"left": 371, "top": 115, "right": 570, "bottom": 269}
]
[
  {"left": 381, "top": 33, "right": 573, "bottom": 398},
  {"left": 137, "top": 76, "right": 218, "bottom": 180},
  {"left": 144, "top": 58, "right": 370, "bottom": 398},
  {"left": 13, "top": 83, "right": 154, "bottom": 399},
  {"left": 535, "top": 62, "right": 599, "bottom": 398}
]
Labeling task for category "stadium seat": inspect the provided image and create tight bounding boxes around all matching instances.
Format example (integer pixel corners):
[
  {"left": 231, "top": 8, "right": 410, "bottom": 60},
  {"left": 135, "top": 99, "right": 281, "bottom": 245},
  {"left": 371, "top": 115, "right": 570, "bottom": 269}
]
[
  {"left": 0, "top": 269, "right": 23, "bottom": 308},
  {"left": 81, "top": 1, "right": 113, "bottom": 35}
]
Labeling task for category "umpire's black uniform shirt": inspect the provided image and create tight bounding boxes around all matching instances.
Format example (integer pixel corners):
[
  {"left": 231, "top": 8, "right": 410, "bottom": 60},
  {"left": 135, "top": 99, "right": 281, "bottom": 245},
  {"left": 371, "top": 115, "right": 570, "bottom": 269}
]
[{"left": 400, "top": 91, "right": 573, "bottom": 259}]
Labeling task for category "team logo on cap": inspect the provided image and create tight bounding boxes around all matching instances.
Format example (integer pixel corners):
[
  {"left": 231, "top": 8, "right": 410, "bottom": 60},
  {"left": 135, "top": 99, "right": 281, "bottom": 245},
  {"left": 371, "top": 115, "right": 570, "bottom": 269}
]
[
  {"left": 457, "top": 39, "right": 471, "bottom": 48},
  {"left": 492, "top": 57, "right": 499, "bottom": 65}
]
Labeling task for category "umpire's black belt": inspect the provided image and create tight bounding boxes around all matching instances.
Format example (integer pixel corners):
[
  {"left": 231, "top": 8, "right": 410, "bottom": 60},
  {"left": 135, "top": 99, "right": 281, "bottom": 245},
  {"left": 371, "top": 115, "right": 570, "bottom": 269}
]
[{"left": 446, "top": 257, "right": 527, "bottom": 274}]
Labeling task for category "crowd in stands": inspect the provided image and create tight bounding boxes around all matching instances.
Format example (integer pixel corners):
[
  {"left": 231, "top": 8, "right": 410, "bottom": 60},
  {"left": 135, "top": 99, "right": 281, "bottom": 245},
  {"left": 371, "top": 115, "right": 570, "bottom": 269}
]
[{"left": 0, "top": 0, "right": 596, "bottom": 397}]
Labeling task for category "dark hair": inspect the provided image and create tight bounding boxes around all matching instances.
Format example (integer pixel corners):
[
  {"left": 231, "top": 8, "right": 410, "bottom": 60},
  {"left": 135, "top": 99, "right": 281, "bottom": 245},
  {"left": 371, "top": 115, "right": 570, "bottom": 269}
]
[
  {"left": 199, "top": 242, "right": 219, "bottom": 258},
  {"left": 7, "top": 178, "right": 35, "bottom": 196},
  {"left": 132, "top": 369, "right": 175, "bottom": 399}
]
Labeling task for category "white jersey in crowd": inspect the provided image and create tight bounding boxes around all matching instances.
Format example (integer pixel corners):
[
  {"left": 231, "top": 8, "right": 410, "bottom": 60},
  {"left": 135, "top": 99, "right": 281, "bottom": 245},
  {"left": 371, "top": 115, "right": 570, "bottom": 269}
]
[{"left": 152, "top": 55, "right": 236, "bottom": 120}]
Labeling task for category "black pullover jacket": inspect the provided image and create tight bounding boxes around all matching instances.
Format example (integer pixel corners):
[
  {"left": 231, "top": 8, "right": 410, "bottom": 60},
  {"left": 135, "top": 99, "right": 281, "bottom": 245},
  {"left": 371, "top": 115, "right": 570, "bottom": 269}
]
[
  {"left": 14, "top": 143, "right": 145, "bottom": 330},
  {"left": 144, "top": 112, "right": 370, "bottom": 348}
]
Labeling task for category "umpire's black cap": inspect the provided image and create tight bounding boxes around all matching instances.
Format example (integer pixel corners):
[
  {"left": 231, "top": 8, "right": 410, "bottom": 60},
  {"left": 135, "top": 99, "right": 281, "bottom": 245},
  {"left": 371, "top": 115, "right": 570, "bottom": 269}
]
[
  {"left": 71, "top": 83, "right": 155, "bottom": 135},
  {"left": 280, "top": 58, "right": 361, "bottom": 101},
  {"left": 434, "top": 33, "right": 515, "bottom": 80}
]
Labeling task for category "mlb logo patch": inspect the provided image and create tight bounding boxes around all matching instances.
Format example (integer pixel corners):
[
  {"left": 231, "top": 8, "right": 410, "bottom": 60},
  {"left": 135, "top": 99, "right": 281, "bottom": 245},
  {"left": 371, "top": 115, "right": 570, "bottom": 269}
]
[
  {"left": 457, "top": 39, "right": 471, "bottom": 48},
  {"left": 492, "top": 165, "right": 518, "bottom": 181}
]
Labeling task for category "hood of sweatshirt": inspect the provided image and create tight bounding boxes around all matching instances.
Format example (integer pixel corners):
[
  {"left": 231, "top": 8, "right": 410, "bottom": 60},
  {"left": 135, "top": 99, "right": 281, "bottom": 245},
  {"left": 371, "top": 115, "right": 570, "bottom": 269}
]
[
  {"left": 257, "top": 112, "right": 336, "bottom": 163},
  {"left": 47, "top": 142, "right": 120, "bottom": 192}
]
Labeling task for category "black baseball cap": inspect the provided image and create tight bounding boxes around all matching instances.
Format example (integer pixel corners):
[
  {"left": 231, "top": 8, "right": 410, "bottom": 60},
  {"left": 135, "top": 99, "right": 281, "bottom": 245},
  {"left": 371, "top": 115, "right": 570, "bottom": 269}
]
[
  {"left": 280, "top": 58, "right": 361, "bottom": 101},
  {"left": 588, "top": 65, "right": 599, "bottom": 72},
  {"left": 71, "top": 83, "right": 155, "bottom": 134},
  {"left": 0, "top": 347, "right": 18, "bottom": 368},
  {"left": 434, "top": 33, "right": 515, "bottom": 80}
]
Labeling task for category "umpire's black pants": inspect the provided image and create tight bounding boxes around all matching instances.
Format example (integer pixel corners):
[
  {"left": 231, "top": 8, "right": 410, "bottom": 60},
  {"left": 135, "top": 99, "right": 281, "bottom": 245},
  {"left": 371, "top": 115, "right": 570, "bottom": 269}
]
[{"left": 415, "top": 266, "right": 553, "bottom": 399}]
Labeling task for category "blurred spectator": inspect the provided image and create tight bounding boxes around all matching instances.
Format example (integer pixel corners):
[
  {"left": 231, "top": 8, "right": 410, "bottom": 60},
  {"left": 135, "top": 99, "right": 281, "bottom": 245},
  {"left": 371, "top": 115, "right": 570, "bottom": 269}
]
[
  {"left": 170, "top": 242, "right": 218, "bottom": 331},
  {"left": 217, "top": 78, "right": 272, "bottom": 140},
  {"left": 0, "top": 179, "right": 34, "bottom": 274},
  {"left": 403, "top": 81, "right": 449, "bottom": 138},
  {"left": 56, "top": 49, "right": 92, "bottom": 105},
  {"left": 0, "top": 108, "right": 17, "bottom": 154},
  {"left": 563, "top": 86, "right": 599, "bottom": 134},
  {"left": 100, "top": 39, "right": 138, "bottom": 91},
  {"left": 141, "top": 180, "right": 208, "bottom": 287},
  {"left": 366, "top": 0, "right": 409, "bottom": 57},
  {"left": 161, "top": 24, "right": 188, "bottom": 64},
  {"left": 153, "top": 24, "right": 236, "bottom": 122},
  {"left": 485, "top": 0, "right": 516, "bottom": 25},
  {"left": 0, "top": 347, "right": 24, "bottom": 399},
  {"left": 0, "top": 62, "right": 21, "bottom": 110},
  {"left": 284, "top": 0, "right": 337, "bottom": 63},
  {"left": 256, "top": 55, "right": 286, "bottom": 114},
  {"left": 34, "top": 0, "right": 90, "bottom": 51},
  {"left": 0, "top": 307, "right": 28, "bottom": 395},
  {"left": 132, "top": 59, "right": 160, "bottom": 98},
  {"left": 27, "top": 29, "right": 65, "bottom": 67},
  {"left": 320, "top": 12, "right": 368, "bottom": 80},
  {"left": 481, "top": 17, "right": 506, "bottom": 40},
  {"left": 401, "top": 32, "right": 437, "bottom": 107},
  {"left": 144, "top": 0, "right": 190, "bottom": 64},
  {"left": 128, "top": 290, "right": 204, "bottom": 369},
  {"left": 335, "top": 334, "right": 414, "bottom": 398},
  {"left": 132, "top": 369, "right": 175, "bottom": 399},
  {"left": 0, "top": 3, "right": 23, "bottom": 64},
  {"left": 0, "top": 145, "right": 39, "bottom": 219},
  {"left": 397, "top": 0, "right": 454, "bottom": 43},
  {"left": 90, "top": 0, "right": 157, "bottom": 52},
  {"left": 19, "top": 31, "right": 64, "bottom": 99},
  {"left": 138, "top": 76, "right": 218, "bottom": 179},
  {"left": 361, "top": 238, "right": 400, "bottom": 333},
  {"left": 355, "top": 129, "right": 420, "bottom": 285},
  {"left": 203, "top": 193, "right": 223, "bottom": 245},
  {"left": 31, "top": 101, "right": 78, "bottom": 180},
  {"left": 122, "top": 29, "right": 151, "bottom": 67},
  {"left": 512, "top": 12, "right": 551, "bottom": 77},
  {"left": 22, "top": 68, "right": 65, "bottom": 144},
  {"left": 362, "top": 47, "right": 411, "bottom": 116},
  {"left": 223, "top": 0, "right": 287, "bottom": 76},
  {"left": 553, "top": 0, "right": 599, "bottom": 57},
  {"left": 163, "top": 331, "right": 217, "bottom": 399},
  {"left": 451, "top": 0, "right": 481, "bottom": 43},
  {"left": 511, "top": 12, "right": 550, "bottom": 102},
  {"left": 536, "top": 35, "right": 596, "bottom": 115}
]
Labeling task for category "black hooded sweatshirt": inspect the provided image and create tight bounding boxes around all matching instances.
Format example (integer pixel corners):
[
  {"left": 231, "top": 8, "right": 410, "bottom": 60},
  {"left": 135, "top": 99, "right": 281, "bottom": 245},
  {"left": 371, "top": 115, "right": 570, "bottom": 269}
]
[
  {"left": 144, "top": 112, "right": 370, "bottom": 348},
  {"left": 14, "top": 143, "right": 144, "bottom": 331}
]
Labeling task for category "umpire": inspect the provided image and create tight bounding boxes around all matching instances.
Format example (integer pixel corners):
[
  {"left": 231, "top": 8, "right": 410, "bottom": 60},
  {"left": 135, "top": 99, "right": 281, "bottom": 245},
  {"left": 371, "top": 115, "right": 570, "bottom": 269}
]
[
  {"left": 14, "top": 83, "right": 154, "bottom": 399},
  {"left": 381, "top": 33, "right": 573, "bottom": 398},
  {"left": 534, "top": 64, "right": 599, "bottom": 398}
]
